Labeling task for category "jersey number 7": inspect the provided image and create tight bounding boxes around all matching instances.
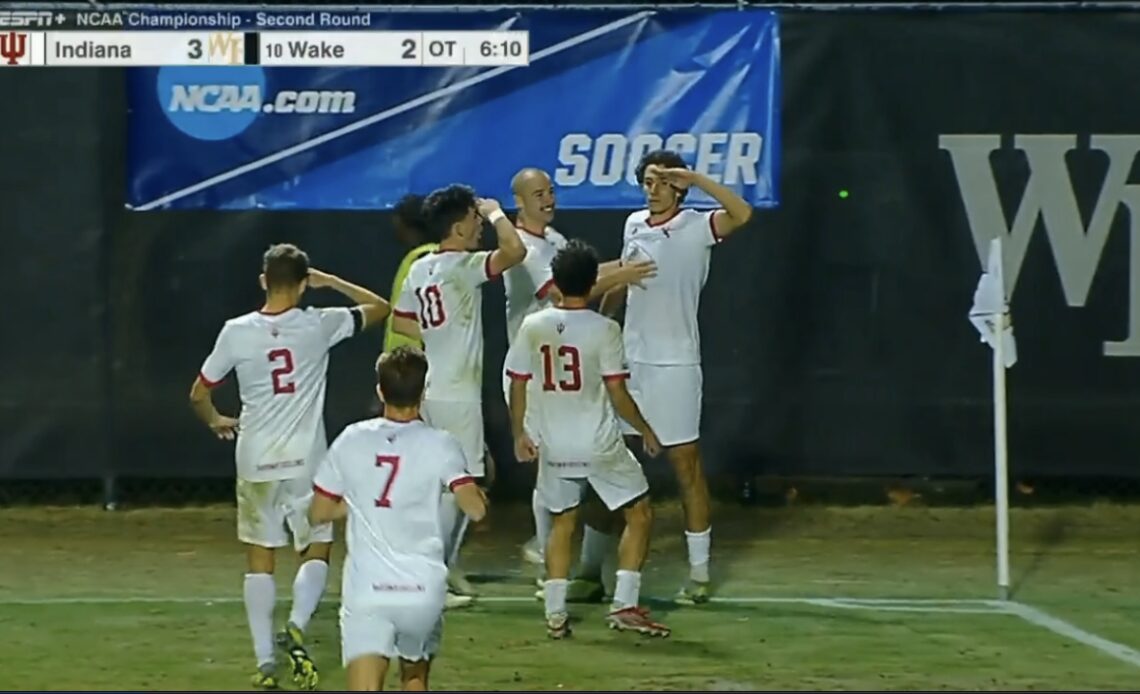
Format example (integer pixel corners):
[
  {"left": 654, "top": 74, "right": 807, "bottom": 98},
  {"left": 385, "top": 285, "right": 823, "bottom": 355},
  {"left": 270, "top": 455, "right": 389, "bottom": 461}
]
[
  {"left": 415, "top": 285, "right": 446, "bottom": 329},
  {"left": 540, "top": 344, "right": 582, "bottom": 392},
  {"left": 375, "top": 454, "right": 401, "bottom": 508}
]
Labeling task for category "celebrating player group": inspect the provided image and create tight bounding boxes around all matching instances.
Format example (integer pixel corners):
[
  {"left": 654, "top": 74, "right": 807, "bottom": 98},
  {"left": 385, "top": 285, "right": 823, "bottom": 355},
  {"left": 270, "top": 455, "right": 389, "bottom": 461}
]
[{"left": 188, "top": 149, "right": 752, "bottom": 691}]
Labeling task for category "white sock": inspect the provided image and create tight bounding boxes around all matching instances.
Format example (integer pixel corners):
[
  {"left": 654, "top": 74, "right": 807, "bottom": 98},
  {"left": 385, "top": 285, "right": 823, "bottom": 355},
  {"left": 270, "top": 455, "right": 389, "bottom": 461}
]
[
  {"left": 243, "top": 573, "right": 277, "bottom": 668},
  {"left": 287, "top": 559, "right": 328, "bottom": 632},
  {"left": 574, "top": 526, "right": 616, "bottom": 580},
  {"left": 439, "top": 492, "right": 461, "bottom": 565},
  {"left": 532, "top": 489, "right": 552, "bottom": 560},
  {"left": 685, "top": 528, "right": 712, "bottom": 583},
  {"left": 613, "top": 570, "right": 642, "bottom": 610},
  {"left": 544, "top": 578, "right": 568, "bottom": 616}
]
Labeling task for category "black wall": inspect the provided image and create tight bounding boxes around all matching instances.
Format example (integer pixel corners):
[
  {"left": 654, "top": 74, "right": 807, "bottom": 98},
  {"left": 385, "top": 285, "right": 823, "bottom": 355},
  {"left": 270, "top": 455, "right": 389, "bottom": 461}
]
[{"left": 4, "top": 10, "right": 1140, "bottom": 491}]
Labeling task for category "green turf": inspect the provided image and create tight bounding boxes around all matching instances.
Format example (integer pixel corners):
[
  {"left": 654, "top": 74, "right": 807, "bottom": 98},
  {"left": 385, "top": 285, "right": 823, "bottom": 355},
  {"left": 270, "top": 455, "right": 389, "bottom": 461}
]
[{"left": 1, "top": 503, "right": 1138, "bottom": 690}]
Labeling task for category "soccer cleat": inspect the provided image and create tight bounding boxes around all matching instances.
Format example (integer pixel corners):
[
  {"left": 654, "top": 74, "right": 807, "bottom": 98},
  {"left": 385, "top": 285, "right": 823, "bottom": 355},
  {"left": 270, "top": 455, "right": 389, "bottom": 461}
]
[
  {"left": 546, "top": 611, "right": 572, "bottom": 639},
  {"left": 250, "top": 664, "right": 279, "bottom": 690},
  {"left": 606, "top": 606, "right": 671, "bottom": 637},
  {"left": 445, "top": 591, "right": 474, "bottom": 610},
  {"left": 448, "top": 568, "right": 477, "bottom": 597},
  {"left": 276, "top": 622, "right": 319, "bottom": 691},
  {"left": 522, "top": 537, "right": 544, "bottom": 567},
  {"left": 673, "top": 580, "right": 710, "bottom": 606},
  {"left": 566, "top": 578, "right": 606, "bottom": 604}
]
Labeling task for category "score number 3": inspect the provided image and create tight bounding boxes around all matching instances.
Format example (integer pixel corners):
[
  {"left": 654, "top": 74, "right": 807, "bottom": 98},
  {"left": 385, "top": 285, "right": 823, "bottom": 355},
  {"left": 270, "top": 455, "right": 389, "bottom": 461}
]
[
  {"left": 540, "top": 345, "right": 582, "bottom": 392},
  {"left": 375, "top": 455, "right": 401, "bottom": 508},
  {"left": 268, "top": 348, "right": 296, "bottom": 394}
]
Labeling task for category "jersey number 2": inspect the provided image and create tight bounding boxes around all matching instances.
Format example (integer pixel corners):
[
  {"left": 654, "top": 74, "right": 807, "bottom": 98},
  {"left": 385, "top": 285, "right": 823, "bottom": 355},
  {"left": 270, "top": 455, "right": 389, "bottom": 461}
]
[
  {"left": 540, "top": 344, "right": 582, "bottom": 392},
  {"left": 375, "top": 455, "right": 401, "bottom": 508},
  {"left": 415, "top": 285, "right": 446, "bottom": 328},
  {"left": 268, "top": 348, "right": 296, "bottom": 394}
]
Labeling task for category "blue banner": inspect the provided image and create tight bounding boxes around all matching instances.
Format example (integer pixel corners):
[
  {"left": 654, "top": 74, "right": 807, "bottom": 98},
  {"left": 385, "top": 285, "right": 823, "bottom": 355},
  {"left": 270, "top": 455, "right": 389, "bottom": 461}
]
[{"left": 126, "top": 10, "right": 780, "bottom": 210}]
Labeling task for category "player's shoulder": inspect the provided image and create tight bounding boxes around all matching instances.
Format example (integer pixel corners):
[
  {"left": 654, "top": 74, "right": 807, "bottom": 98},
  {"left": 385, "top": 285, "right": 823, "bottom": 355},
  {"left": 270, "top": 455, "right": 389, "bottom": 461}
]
[
  {"left": 624, "top": 209, "right": 651, "bottom": 229},
  {"left": 547, "top": 226, "right": 569, "bottom": 247},
  {"left": 578, "top": 308, "right": 621, "bottom": 334},
  {"left": 416, "top": 422, "right": 464, "bottom": 452},
  {"left": 676, "top": 207, "right": 712, "bottom": 227}
]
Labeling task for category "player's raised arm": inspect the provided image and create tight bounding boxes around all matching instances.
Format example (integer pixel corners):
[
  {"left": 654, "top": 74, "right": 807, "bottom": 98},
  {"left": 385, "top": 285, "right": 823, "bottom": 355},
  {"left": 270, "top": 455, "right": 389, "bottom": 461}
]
[
  {"left": 308, "top": 269, "right": 391, "bottom": 330},
  {"left": 654, "top": 166, "right": 753, "bottom": 240},
  {"left": 478, "top": 197, "right": 527, "bottom": 277},
  {"left": 189, "top": 325, "right": 239, "bottom": 440}
]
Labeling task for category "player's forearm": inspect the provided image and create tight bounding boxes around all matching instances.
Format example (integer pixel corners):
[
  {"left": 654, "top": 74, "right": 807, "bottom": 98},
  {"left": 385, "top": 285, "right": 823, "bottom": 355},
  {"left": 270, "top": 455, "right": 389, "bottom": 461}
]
[
  {"left": 508, "top": 380, "right": 529, "bottom": 439},
  {"left": 692, "top": 173, "right": 753, "bottom": 227},
  {"left": 608, "top": 385, "right": 653, "bottom": 438},
  {"left": 598, "top": 287, "right": 626, "bottom": 317},
  {"left": 392, "top": 316, "right": 422, "bottom": 342},
  {"left": 589, "top": 265, "right": 635, "bottom": 301},
  {"left": 492, "top": 216, "right": 527, "bottom": 265},
  {"left": 327, "top": 275, "right": 386, "bottom": 307},
  {"left": 189, "top": 392, "right": 222, "bottom": 428}
]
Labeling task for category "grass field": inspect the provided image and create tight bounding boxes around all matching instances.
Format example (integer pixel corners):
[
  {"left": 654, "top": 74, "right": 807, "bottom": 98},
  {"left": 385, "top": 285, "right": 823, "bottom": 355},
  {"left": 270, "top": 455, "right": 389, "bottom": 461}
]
[{"left": 2, "top": 501, "right": 1139, "bottom": 690}]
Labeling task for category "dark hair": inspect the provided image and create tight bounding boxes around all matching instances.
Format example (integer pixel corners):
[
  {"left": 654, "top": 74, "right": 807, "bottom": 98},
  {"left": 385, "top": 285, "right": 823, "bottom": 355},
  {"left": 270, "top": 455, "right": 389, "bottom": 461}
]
[
  {"left": 422, "top": 184, "right": 477, "bottom": 242},
  {"left": 262, "top": 243, "right": 310, "bottom": 290},
  {"left": 635, "top": 149, "right": 689, "bottom": 202},
  {"left": 551, "top": 239, "right": 599, "bottom": 299},
  {"left": 376, "top": 346, "right": 428, "bottom": 408},
  {"left": 393, "top": 193, "right": 428, "bottom": 236}
]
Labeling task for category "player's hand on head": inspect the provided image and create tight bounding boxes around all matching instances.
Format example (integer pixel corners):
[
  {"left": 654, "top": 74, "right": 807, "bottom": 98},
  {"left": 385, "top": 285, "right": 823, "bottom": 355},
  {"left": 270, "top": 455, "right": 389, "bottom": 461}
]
[
  {"left": 209, "top": 415, "right": 239, "bottom": 441},
  {"left": 476, "top": 197, "right": 502, "bottom": 219},
  {"left": 514, "top": 434, "right": 539, "bottom": 462},
  {"left": 652, "top": 165, "right": 695, "bottom": 190},
  {"left": 307, "top": 269, "right": 336, "bottom": 288}
]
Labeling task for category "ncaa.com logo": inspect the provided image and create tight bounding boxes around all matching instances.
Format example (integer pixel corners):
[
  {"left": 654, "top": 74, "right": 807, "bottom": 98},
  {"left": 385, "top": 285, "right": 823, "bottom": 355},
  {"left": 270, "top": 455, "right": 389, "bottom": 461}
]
[{"left": 156, "top": 67, "right": 356, "bottom": 141}]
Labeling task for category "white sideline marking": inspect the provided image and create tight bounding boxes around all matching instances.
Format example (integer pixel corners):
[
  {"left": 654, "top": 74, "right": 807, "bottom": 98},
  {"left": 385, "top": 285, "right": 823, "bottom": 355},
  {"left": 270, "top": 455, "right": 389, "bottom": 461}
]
[
  {"left": 1005, "top": 601, "right": 1140, "bottom": 669},
  {"left": 132, "top": 11, "right": 654, "bottom": 210}
]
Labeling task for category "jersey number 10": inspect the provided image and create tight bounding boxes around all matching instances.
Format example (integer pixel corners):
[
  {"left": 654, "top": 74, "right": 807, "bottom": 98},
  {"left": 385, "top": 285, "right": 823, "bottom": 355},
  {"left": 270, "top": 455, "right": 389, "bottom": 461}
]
[
  {"left": 415, "top": 285, "right": 446, "bottom": 329},
  {"left": 540, "top": 344, "right": 582, "bottom": 392}
]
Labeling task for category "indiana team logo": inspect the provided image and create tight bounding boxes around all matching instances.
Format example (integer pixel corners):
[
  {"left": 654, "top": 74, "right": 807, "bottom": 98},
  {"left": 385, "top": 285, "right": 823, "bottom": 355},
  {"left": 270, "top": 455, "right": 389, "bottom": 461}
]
[
  {"left": 0, "top": 31, "right": 27, "bottom": 65},
  {"left": 557, "top": 323, "right": 565, "bottom": 334}
]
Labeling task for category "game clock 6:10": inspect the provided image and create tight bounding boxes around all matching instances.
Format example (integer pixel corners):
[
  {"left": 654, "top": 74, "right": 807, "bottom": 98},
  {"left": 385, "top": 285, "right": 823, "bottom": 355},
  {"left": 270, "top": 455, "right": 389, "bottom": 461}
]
[{"left": 480, "top": 38, "right": 524, "bottom": 59}]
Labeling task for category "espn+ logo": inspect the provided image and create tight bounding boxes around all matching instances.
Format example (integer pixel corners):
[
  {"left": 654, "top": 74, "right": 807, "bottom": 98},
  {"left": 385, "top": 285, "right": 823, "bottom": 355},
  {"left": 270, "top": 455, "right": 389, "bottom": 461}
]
[{"left": 156, "top": 66, "right": 356, "bottom": 141}]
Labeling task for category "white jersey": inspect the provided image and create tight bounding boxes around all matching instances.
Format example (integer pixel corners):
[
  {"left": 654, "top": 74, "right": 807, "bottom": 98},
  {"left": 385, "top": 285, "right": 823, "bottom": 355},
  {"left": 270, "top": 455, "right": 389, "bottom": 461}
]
[
  {"left": 312, "top": 417, "right": 473, "bottom": 608},
  {"left": 503, "top": 225, "right": 568, "bottom": 344},
  {"left": 394, "top": 250, "right": 499, "bottom": 402},
  {"left": 504, "top": 307, "right": 629, "bottom": 473},
  {"left": 199, "top": 306, "right": 360, "bottom": 482},
  {"left": 621, "top": 208, "right": 722, "bottom": 365}
]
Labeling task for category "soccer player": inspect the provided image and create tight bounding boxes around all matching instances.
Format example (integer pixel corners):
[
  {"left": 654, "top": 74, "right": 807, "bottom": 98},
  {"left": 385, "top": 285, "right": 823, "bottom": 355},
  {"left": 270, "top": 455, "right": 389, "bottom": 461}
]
[
  {"left": 506, "top": 239, "right": 669, "bottom": 639},
  {"left": 505, "top": 168, "right": 657, "bottom": 584},
  {"left": 384, "top": 194, "right": 438, "bottom": 354},
  {"left": 188, "top": 243, "right": 390, "bottom": 690},
  {"left": 309, "top": 347, "right": 488, "bottom": 691},
  {"left": 597, "top": 149, "right": 754, "bottom": 605},
  {"left": 391, "top": 184, "right": 526, "bottom": 605}
]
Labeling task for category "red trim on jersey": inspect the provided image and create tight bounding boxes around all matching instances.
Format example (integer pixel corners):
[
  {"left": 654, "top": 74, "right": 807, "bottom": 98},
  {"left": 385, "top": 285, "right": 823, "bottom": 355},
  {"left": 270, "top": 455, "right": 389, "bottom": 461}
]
[
  {"left": 449, "top": 475, "right": 476, "bottom": 492},
  {"left": 259, "top": 305, "right": 298, "bottom": 316},
  {"left": 646, "top": 208, "right": 683, "bottom": 227},
  {"left": 536, "top": 278, "right": 556, "bottom": 300},
  {"left": 313, "top": 484, "right": 343, "bottom": 502},
  {"left": 602, "top": 372, "right": 631, "bottom": 382},
  {"left": 515, "top": 223, "right": 546, "bottom": 239},
  {"left": 556, "top": 305, "right": 589, "bottom": 311},
  {"left": 197, "top": 371, "right": 224, "bottom": 389},
  {"left": 384, "top": 413, "right": 421, "bottom": 423},
  {"left": 431, "top": 248, "right": 464, "bottom": 254},
  {"left": 709, "top": 210, "right": 724, "bottom": 243},
  {"left": 506, "top": 369, "right": 533, "bottom": 381},
  {"left": 393, "top": 309, "right": 417, "bottom": 319},
  {"left": 484, "top": 253, "right": 503, "bottom": 281}
]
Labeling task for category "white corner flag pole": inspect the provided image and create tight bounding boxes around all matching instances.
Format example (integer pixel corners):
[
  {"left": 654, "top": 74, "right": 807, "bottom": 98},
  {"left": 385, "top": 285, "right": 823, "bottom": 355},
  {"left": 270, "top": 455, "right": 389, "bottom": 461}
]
[
  {"left": 969, "top": 236, "right": 1015, "bottom": 601},
  {"left": 993, "top": 300, "right": 1011, "bottom": 601}
]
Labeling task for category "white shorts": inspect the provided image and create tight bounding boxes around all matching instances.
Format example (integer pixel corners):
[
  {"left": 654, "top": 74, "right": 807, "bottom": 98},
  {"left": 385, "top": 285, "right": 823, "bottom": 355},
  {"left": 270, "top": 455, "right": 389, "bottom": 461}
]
[
  {"left": 619, "top": 362, "right": 703, "bottom": 447},
  {"left": 236, "top": 476, "right": 333, "bottom": 551},
  {"left": 421, "top": 399, "right": 484, "bottom": 476},
  {"left": 340, "top": 600, "right": 445, "bottom": 666},
  {"left": 539, "top": 446, "right": 649, "bottom": 514}
]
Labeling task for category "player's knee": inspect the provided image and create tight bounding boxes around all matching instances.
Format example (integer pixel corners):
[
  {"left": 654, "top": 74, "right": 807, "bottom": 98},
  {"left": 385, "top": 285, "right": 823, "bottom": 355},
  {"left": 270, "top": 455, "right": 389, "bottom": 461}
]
[
  {"left": 301, "top": 541, "right": 332, "bottom": 562},
  {"left": 245, "top": 544, "right": 276, "bottom": 574},
  {"left": 624, "top": 496, "right": 653, "bottom": 530},
  {"left": 399, "top": 659, "right": 429, "bottom": 690},
  {"left": 552, "top": 507, "right": 579, "bottom": 533},
  {"left": 667, "top": 445, "right": 703, "bottom": 487}
]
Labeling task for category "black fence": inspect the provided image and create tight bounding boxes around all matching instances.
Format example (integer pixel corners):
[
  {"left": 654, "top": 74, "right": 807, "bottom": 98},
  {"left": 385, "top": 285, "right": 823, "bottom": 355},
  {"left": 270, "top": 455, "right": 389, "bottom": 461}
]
[{"left": 4, "top": 8, "right": 1140, "bottom": 505}]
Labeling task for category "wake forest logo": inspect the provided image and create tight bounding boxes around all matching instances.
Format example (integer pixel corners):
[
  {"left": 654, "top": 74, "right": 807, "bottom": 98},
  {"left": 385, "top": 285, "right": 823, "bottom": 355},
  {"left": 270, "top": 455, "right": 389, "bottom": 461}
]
[{"left": 940, "top": 134, "right": 1140, "bottom": 358}]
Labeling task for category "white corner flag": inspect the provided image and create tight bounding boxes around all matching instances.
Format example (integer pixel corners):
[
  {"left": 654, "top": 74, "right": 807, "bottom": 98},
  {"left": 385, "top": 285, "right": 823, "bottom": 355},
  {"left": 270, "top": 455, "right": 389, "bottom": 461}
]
[
  {"left": 968, "top": 236, "right": 1015, "bottom": 601},
  {"left": 969, "top": 237, "right": 1017, "bottom": 368}
]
